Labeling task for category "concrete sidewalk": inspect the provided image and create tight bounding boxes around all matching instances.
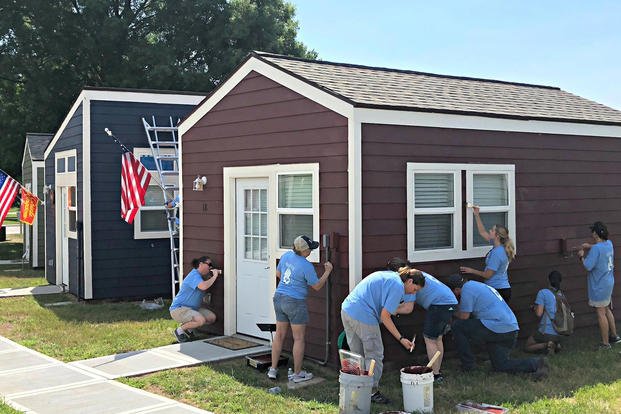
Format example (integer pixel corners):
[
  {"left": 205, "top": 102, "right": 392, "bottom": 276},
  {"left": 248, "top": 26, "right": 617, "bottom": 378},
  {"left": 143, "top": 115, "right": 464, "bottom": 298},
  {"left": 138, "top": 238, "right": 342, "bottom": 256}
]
[
  {"left": 0, "top": 285, "right": 63, "bottom": 298},
  {"left": 0, "top": 336, "right": 214, "bottom": 414}
]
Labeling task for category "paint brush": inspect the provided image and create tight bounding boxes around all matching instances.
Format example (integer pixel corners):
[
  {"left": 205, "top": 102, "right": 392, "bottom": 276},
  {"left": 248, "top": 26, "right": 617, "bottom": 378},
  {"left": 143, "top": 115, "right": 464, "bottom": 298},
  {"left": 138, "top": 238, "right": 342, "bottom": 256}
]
[
  {"left": 368, "top": 359, "right": 376, "bottom": 376},
  {"left": 409, "top": 334, "right": 416, "bottom": 352}
]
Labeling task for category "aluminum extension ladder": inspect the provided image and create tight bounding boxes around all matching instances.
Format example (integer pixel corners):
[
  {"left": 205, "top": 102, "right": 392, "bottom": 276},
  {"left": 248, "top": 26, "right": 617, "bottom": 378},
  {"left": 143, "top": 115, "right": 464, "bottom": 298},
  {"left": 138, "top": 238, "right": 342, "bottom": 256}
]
[{"left": 142, "top": 116, "right": 181, "bottom": 298}]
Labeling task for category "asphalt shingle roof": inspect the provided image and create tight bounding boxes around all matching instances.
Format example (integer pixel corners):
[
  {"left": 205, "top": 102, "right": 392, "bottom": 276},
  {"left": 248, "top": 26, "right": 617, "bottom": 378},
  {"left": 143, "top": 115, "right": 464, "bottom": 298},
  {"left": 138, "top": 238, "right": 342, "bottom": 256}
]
[
  {"left": 26, "top": 133, "right": 53, "bottom": 160},
  {"left": 257, "top": 52, "right": 621, "bottom": 125}
]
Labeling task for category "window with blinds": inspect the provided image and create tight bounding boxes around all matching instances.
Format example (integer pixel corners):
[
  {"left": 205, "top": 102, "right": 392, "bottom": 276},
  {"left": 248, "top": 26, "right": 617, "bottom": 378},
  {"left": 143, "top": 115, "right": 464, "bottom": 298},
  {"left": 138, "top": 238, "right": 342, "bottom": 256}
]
[
  {"left": 407, "top": 163, "right": 515, "bottom": 262},
  {"left": 277, "top": 174, "right": 314, "bottom": 249}
]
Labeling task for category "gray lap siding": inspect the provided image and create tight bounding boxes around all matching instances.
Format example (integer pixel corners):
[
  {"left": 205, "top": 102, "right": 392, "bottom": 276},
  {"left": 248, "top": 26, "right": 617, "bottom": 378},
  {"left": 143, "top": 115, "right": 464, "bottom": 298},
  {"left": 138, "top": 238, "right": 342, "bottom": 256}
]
[
  {"left": 89, "top": 101, "right": 195, "bottom": 299},
  {"left": 362, "top": 123, "right": 621, "bottom": 359},
  {"left": 182, "top": 71, "right": 349, "bottom": 357}
]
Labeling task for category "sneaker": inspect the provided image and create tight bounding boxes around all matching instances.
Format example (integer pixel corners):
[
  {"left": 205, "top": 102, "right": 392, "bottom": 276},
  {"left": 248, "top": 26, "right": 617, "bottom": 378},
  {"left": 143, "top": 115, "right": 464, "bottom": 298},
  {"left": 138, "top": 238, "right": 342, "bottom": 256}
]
[
  {"left": 186, "top": 330, "right": 198, "bottom": 341},
  {"left": 609, "top": 335, "right": 621, "bottom": 344},
  {"left": 370, "top": 390, "right": 390, "bottom": 404},
  {"left": 291, "top": 370, "right": 313, "bottom": 383},
  {"left": 433, "top": 373, "right": 445, "bottom": 384},
  {"left": 532, "top": 357, "right": 549, "bottom": 380},
  {"left": 267, "top": 367, "right": 278, "bottom": 380},
  {"left": 173, "top": 329, "right": 190, "bottom": 343},
  {"left": 597, "top": 343, "right": 612, "bottom": 351}
]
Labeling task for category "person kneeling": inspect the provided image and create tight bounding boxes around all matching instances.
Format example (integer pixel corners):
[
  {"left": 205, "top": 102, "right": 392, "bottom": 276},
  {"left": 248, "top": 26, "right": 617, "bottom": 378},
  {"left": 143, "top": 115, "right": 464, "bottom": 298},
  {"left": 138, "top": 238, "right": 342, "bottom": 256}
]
[
  {"left": 524, "top": 271, "right": 564, "bottom": 355},
  {"left": 169, "top": 256, "right": 220, "bottom": 342}
]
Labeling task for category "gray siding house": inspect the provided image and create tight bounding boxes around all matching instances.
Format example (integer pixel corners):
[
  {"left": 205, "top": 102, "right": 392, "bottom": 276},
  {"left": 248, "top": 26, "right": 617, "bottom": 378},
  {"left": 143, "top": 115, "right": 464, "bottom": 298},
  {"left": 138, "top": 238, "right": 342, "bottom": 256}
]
[
  {"left": 44, "top": 87, "right": 204, "bottom": 300},
  {"left": 21, "top": 133, "right": 53, "bottom": 268}
]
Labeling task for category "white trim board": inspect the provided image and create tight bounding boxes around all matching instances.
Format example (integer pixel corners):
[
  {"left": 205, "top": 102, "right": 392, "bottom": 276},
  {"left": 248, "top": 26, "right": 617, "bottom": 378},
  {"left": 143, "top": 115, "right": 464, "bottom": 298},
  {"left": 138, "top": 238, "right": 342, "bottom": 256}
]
[
  {"left": 31, "top": 160, "right": 44, "bottom": 268},
  {"left": 83, "top": 98, "right": 92, "bottom": 299}
]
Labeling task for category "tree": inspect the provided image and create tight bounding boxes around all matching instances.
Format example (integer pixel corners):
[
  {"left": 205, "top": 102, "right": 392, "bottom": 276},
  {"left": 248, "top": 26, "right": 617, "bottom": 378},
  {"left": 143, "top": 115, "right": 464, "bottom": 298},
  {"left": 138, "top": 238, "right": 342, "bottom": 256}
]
[{"left": 0, "top": 0, "right": 316, "bottom": 178}]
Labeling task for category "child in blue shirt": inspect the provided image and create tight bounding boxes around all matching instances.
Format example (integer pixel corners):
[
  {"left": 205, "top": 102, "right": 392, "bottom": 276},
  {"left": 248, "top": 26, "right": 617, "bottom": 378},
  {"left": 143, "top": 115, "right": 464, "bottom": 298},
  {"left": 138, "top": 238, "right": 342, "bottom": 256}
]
[
  {"left": 460, "top": 205, "right": 515, "bottom": 302},
  {"left": 579, "top": 221, "right": 621, "bottom": 349},
  {"left": 524, "top": 271, "right": 563, "bottom": 354}
]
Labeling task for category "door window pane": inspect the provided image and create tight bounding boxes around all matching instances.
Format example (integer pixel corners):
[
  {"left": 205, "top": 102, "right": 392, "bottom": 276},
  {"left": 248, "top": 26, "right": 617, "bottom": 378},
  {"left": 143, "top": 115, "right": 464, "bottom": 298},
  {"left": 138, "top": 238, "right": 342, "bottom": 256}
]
[
  {"left": 414, "top": 214, "right": 453, "bottom": 250},
  {"left": 278, "top": 174, "right": 312, "bottom": 208},
  {"left": 68, "top": 186, "right": 76, "bottom": 207},
  {"left": 67, "top": 156, "right": 76, "bottom": 172},
  {"left": 279, "top": 214, "right": 313, "bottom": 248},
  {"left": 56, "top": 158, "right": 65, "bottom": 173},
  {"left": 473, "top": 212, "right": 508, "bottom": 247},
  {"left": 474, "top": 174, "right": 507, "bottom": 206},
  {"left": 414, "top": 173, "right": 454, "bottom": 208},
  {"left": 68, "top": 211, "right": 77, "bottom": 232},
  {"left": 141, "top": 210, "right": 168, "bottom": 231}
]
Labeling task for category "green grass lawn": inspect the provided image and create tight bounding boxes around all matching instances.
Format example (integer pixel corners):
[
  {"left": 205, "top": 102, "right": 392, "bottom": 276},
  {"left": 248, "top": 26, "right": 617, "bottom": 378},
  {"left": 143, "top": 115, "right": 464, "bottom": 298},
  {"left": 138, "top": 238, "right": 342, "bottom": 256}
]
[
  {"left": 0, "top": 233, "right": 23, "bottom": 261},
  {"left": 0, "top": 264, "right": 47, "bottom": 289},
  {"left": 0, "top": 401, "right": 20, "bottom": 414},
  {"left": 2, "top": 207, "right": 20, "bottom": 227}
]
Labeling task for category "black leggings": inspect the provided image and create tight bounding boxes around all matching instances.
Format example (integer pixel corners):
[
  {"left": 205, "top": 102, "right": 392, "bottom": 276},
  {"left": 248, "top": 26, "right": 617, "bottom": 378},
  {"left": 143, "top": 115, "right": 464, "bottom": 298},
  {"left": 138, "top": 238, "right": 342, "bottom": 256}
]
[{"left": 496, "top": 288, "right": 512, "bottom": 303}]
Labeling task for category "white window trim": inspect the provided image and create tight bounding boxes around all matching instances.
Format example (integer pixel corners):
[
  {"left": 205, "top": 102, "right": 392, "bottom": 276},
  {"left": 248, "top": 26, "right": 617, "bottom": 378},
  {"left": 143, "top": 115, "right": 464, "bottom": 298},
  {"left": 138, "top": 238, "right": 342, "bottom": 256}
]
[
  {"left": 275, "top": 171, "right": 320, "bottom": 263},
  {"left": 133, "top": 147, "right": 177, "bottom": 240},
  {"left": 466, "top": 165, "right": 516, "bottom": 256},
  {"left": 407, "top": 164, "right": 462, "bottom": 262},
  {"left": 55, "top": 150, "right": 78, "bottom": 240},
  {"left": 407, "top": 162, "right": 515, "bottom": 262}
]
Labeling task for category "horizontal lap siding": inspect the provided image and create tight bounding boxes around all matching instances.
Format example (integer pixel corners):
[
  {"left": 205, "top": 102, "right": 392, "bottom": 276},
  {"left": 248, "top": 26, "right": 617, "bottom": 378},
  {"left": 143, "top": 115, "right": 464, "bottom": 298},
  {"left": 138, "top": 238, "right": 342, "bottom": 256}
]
[
  {"left": 362, "top": 123, "right": 621, "bottom": 361},
  {"left": 89, "top": 101, "right": 196, "bottom": 299},
  {"left": 183, "top": 71, "right": 349, "bottom": 360},
  {"left": 45, "top": 105, "right": 83, "bottom": 294}
]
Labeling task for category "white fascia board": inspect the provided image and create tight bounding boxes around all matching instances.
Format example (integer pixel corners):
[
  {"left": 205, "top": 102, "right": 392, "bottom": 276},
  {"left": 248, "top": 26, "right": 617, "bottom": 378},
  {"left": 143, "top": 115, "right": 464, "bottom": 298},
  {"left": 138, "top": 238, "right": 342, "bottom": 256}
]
[
  {"left": 21, "top": 139, "right": 30, "bottom": 170},
  {"left": 179, "top": 57, "right": 354, "bottom": 135},
  {"left": 356, "top": 107, "right": 621, "bottom": 138},
  {"left": 44, "top": 90, "right": 205, "bottom": 160},
  {"left": 83, "top": 98, "right": 93, "bottom": 299}
]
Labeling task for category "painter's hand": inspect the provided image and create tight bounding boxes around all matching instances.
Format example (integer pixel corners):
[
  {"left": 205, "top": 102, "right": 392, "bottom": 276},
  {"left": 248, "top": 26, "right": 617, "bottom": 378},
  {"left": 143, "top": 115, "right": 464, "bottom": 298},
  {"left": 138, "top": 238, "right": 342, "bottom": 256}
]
[
  {"left": 399, "top": 337, "right": 413, "bottom": 350},
  {"left": 460, "top": 266, "right": 474, "bottom": 274},
  {"left": 211, "top": 269, "right": 222, "bottom": 278},
  {"left": 472, "top": 206, "right": 480, "bottom": 216},
  {"left": 324, "top": 261, "right": 333, "bottom": 273},
  {"left": 577, "top": 249, "right": 585, "bottom": 259}
]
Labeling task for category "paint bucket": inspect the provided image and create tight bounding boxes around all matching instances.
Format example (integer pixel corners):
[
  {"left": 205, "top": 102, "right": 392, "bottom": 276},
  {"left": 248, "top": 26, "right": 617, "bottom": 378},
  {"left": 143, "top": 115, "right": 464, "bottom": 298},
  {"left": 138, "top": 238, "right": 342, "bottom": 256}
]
[
  {"left": 400, "top": 366, "right": 434, "bottom": 413},
  {"left": 338, "top": 370, "right": 373, "bottom": 414}
]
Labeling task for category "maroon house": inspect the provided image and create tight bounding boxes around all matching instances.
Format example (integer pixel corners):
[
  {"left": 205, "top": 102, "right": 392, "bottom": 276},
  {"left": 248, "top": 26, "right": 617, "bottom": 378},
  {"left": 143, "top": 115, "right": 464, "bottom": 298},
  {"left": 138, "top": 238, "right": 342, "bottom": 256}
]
[{"left": 178, "top": 52, "right": 621, "bottom": 365}]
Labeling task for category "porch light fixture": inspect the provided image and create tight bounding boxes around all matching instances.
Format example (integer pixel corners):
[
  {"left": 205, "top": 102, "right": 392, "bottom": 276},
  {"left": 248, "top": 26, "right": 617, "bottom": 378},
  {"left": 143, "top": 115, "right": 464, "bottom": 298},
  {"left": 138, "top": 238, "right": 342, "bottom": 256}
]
[{"left": 193, "top": 175, "right": 207, "bottom": 191}]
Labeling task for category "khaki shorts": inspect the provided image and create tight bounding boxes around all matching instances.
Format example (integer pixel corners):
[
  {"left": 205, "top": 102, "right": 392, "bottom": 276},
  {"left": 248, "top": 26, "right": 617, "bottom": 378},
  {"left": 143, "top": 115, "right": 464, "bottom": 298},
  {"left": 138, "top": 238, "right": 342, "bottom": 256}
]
[{"left": 170, "top": 307, "right": 215, "bottom": 324}]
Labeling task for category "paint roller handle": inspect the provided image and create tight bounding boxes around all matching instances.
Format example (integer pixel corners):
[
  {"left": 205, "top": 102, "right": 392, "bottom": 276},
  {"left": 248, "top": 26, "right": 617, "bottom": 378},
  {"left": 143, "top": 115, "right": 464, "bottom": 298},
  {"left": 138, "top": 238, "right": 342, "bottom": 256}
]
[
  {"left": 426, "top": 350, "right": 442, "bottom": 369},
  {"left": 368, "top": 359, "right": 376, "bottom": 376}
]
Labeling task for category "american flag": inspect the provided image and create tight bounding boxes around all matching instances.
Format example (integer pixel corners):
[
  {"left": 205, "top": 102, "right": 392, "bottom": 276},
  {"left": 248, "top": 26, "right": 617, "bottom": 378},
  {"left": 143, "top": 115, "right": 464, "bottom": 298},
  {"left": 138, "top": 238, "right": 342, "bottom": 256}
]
[
  {"left": 120, "top": 152, "right": 151, "bottom": 224},
  {"left": 0, "top": 171, "right": 19, "bottom": 227}
]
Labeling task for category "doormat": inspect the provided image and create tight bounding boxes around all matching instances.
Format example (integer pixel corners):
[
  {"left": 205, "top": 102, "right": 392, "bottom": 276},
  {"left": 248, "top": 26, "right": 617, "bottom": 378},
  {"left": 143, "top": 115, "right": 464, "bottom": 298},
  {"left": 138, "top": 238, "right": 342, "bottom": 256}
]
[{"left": 205, "top": 336, "right": 262, "bottom": 350}]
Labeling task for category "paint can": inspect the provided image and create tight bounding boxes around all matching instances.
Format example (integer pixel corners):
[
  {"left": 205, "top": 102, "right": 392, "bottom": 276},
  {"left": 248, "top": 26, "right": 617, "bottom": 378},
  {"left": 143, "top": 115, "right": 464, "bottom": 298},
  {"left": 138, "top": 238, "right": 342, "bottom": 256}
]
[
  {"left": 400, "top": 366, "right": 434, "bottom": 413},
  {"left": 338, "top": 370, "right": 373, "bottom": 414}
]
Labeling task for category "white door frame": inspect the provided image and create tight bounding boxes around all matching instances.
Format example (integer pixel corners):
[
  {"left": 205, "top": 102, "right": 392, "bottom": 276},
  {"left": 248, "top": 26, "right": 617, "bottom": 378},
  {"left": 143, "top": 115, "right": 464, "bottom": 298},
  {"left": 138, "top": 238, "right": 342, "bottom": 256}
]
[
  {"left": 222, "top": 163, "right": 319, "bottom": 336},
  {"left": 54, "top": 150, "right": 77, "bottom": 287}
]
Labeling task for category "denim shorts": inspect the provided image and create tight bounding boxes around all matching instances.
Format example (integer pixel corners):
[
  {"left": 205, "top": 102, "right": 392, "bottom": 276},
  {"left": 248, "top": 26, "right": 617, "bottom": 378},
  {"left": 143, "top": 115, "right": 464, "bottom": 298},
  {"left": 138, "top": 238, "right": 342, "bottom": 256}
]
[
  {"left": 273, "top": 294, "right": 309, "bottom": 325},
  {"left": 423, "top": 304, "right": 456, "bottom": 339}
]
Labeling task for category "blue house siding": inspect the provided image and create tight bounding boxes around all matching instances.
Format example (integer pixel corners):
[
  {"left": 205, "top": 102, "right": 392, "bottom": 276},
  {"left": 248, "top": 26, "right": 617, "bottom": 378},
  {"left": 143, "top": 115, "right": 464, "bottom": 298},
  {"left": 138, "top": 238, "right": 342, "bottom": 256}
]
[
  {"left": 45, "top": 104, "right": 83, "bottom": 296},
  {"left": 89, "top": 101, "right": 195, "bottom": 299}
]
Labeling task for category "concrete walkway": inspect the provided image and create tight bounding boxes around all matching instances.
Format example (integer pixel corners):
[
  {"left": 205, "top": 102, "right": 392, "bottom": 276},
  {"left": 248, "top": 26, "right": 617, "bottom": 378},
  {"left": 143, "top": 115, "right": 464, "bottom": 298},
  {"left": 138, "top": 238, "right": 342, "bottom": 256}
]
[
  {"left": 0, "top": 336, "right": 213, "bottom": 414},
  {"left": 0, "top": 285, "right": 63, "bottom": 298}
]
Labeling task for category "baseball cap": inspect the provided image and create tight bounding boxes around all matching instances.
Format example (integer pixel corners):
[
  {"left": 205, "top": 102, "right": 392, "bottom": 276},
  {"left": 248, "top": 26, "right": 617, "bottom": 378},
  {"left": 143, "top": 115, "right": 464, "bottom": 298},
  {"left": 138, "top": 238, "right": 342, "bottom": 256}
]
[
  {"left": 293, "top": 235, "right": 319, "bottom": 251},
  {"left": 446, "top": 274, "right": 465, "bottom": 289}
]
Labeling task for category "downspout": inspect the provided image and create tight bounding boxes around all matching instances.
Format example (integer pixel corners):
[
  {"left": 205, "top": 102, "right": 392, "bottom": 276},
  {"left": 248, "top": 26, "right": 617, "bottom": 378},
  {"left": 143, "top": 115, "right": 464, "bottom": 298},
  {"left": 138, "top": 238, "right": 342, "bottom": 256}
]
[{"left": 307, "top": 232, "right": 339, "bottom": 366}]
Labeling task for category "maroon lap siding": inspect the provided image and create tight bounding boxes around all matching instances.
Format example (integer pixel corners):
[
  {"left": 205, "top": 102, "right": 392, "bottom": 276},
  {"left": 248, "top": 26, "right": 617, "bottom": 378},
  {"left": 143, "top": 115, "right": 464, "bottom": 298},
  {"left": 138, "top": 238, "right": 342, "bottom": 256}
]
[
  {"left": 182, "top": 71, "right": 349, "bottom": 359},
  {"left": 362, "top": 123, "right": 621, "bottom": 359}
]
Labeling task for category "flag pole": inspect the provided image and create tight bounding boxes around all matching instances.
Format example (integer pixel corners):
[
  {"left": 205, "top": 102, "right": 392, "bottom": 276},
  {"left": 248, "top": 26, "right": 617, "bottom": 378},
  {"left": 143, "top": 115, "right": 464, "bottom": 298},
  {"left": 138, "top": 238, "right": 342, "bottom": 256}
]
[
  {"left": 0, "top": 168, "right": 45, "bottom": 206},
  {"left": 103, "top": 129, "right": 175, "bottom": 199}
]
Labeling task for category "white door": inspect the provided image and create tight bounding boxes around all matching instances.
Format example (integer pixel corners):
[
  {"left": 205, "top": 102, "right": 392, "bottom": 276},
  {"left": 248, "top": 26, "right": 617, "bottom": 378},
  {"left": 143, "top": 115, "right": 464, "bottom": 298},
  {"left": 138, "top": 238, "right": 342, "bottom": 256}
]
[
  {"left": 60, "top": 187, "right": 69, "bottom": 287},
  {"left": 236, "top": 178, "right": 273, "bottom": 339}
]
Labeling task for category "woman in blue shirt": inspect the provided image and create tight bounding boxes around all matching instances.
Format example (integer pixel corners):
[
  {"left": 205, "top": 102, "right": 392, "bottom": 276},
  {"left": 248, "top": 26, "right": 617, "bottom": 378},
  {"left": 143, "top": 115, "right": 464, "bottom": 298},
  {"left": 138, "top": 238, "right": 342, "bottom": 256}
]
[
  {"left": 268, "top": 235, "right": 332, "bottom": 383},
  {"left": 460, "top": 206, "right": 516, "bottom": 302},
  {"left": 579, "top": 221, "right": 621, "bottom": 350},
  {"left": 524, "top": 271, "right": 563, "bottom": 354}
]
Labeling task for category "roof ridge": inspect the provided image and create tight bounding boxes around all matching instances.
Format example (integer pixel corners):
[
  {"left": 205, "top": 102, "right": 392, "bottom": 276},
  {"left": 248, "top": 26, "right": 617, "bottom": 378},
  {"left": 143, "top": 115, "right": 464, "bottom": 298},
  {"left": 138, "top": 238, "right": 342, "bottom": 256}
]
[
  {"left": 253, "top": 51, "right": 560, "bottom": 91},
  {"left": 82, "top": 86, "right": 207, "bottom": 96}
]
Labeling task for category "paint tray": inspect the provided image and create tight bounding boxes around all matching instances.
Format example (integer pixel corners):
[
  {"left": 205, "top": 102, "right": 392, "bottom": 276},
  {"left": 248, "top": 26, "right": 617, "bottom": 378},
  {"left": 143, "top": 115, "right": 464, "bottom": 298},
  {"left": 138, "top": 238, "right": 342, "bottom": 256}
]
[
  {"left": 339, "top": 349, "right": 364, "bottom": 375},
  {"left": 245, "top": 353, "right": 288, "bottom": 370},
  {"left": 455, "top": 401, "right": 509, "bottom": 413}
]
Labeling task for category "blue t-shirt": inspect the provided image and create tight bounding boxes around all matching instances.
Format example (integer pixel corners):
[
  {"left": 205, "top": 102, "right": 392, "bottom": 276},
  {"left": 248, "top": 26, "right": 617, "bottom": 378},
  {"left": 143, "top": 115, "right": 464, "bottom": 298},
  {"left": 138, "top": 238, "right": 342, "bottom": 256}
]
[
  {"left": 408, "top": 272, "right": 458, "bottom": 310},
  {"left": 170, "top": 269, "right": 206, "bottom": 311},
  {"left": 485, "top": 245, "right": 510, "bottom": 289},
  {"left": 274, "top": 251, "right": 319, "bottom": 300},
  {"left": 535, "top": 289, "right": 557, "bottom": 335},
  {"left": 459, "top": 281, "right": 518, "bottom": 333},
  {"left": 583, "top": 240, "right": 615, "bottom": 302},
  {"left": 342, "top": 271, "right": 405, "bottom": 325}
]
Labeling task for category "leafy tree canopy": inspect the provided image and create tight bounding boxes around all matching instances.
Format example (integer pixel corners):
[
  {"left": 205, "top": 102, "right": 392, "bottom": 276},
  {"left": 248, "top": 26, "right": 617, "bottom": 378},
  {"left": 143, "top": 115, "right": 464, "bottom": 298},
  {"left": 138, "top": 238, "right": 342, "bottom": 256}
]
[{"left": 0, "top": 0, "right": 316, "bottom": 178}]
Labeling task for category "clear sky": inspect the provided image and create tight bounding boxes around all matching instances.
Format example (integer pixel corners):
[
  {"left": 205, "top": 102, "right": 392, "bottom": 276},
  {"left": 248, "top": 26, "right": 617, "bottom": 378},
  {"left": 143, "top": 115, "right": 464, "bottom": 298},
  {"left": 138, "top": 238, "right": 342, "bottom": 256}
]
[{"left": 289, "top": 1, "right": 621, "bottom": 110}]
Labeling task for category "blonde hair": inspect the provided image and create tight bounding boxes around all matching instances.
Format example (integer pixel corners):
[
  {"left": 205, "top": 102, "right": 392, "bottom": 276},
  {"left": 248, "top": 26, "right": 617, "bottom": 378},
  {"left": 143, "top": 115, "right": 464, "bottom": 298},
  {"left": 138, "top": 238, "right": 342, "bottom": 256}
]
[{"left": 494, "top": 224, "right": 515, "bottom": 262}]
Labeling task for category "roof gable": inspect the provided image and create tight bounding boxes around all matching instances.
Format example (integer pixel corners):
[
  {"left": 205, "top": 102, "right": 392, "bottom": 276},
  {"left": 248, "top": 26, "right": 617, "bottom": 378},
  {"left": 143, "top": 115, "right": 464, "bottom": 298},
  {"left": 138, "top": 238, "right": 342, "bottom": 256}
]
[{"left": 26, "top": 133, "right": 54, "bottom": 161}]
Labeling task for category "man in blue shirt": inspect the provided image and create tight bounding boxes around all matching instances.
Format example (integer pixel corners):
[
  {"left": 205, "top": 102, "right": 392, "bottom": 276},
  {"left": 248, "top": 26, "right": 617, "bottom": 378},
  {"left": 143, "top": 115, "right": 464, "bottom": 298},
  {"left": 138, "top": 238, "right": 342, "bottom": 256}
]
[
  {"left": 341, "top": 257, "right": 421, "bottom": 404},
  {"left": 578, "top": 221, "right": 621, "bottom": 349},
  {"left": 170, "top": 256, "right": 221, "bottom": 342},
  {"left": 446, "top": 275, "right": 548, "bottom": 379}
]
